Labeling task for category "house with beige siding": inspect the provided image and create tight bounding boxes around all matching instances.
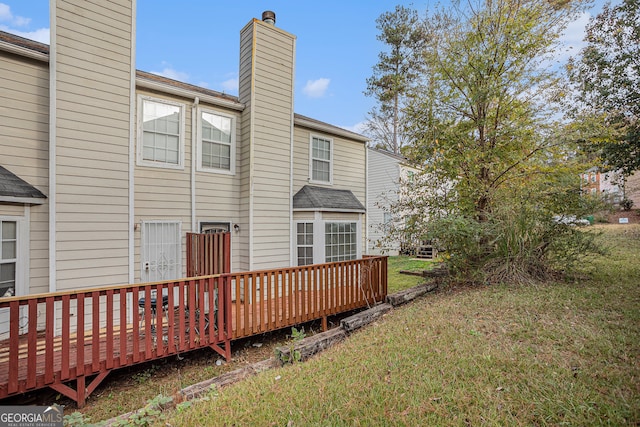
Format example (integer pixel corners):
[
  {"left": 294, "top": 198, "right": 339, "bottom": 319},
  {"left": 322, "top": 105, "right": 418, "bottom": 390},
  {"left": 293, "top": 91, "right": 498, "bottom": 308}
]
[{"left": 0, "top": 1, "right": 367, "bottom": 335}]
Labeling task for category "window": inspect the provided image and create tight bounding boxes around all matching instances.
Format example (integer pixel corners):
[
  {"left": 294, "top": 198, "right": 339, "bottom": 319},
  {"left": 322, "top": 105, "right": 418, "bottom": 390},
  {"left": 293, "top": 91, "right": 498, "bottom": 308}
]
[
  {"left": 139, "top": 97, "right": 184, "bottom": 168},
  {"left": 0, "top": 221, "right": 16, "bottom": 298},
  {"left": 199, "top": 110, "right": 235, "bottom": 174},
  {"left": 310, "top": 136, "right": 332, "bottom": 184},
  {"left": 407, "top": 171, "right": 414, "bottom": 182},
  {"left": 383, "top": 212, "right": 393, "bottom": 232},
  {"left": 296, "top": 223, "right": 314, "bottom": 266},
  {"left": 325, "top": 222, "right": 357, "bottom": 262},
  {"left": 200, "top": 222, "right": 230, "bottom": 233}
]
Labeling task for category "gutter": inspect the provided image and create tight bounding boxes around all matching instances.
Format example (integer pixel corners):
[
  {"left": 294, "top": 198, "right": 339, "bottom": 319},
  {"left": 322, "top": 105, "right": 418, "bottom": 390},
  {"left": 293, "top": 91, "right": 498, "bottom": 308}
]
[
  {"left": 0, "top": 40, "right": 49, "bottom": 62},
  {"left": 136, "top": 77, "right": 245, "bottom": 111},
  {"left": 294, "top": 116, "right": 369, "bottom": 143}
]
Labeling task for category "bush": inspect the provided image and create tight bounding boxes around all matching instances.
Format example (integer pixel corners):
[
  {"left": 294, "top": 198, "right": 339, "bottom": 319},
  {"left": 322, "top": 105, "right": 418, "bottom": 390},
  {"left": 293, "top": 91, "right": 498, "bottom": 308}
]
[
  {"left": 621, "top": 198, "right": 634, "bottom": 211},
  {"left": 425, "top": 204, "right": 603, "bottom": 285}
]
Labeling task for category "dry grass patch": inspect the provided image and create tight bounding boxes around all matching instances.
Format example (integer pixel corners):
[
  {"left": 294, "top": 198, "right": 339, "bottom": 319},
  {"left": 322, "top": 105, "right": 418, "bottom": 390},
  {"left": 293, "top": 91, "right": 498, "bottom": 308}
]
[{"left": 162, "top": 225, "right": 639, "bottom": 426}]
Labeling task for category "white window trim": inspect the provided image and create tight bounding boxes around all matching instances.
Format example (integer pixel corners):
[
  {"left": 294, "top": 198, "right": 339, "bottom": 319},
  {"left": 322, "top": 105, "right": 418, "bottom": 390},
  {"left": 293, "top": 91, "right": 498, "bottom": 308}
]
[
  {"left": 137, "top": 95, "right": 186, "bottom": 170},
  {"left": 322, "top": 220, "right": 361, "bottom": 263},
  {"left": 196, "top": 108, "right": 236, "bottom": 175},
  {"left": 308, "top": 134, "right": 333, "bottom": 185},
  {"left": 294, "top": 221, "right": 315, "bottom": 266},
  {"left": 0, "top": 216, "right": 28, "bottom": 297}
]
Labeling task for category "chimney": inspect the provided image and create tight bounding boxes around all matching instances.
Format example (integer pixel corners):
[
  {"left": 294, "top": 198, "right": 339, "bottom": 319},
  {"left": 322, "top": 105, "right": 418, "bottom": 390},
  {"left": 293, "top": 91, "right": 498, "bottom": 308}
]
[{"left": 261, "top": 10, "right": 276, "bottom": 25}]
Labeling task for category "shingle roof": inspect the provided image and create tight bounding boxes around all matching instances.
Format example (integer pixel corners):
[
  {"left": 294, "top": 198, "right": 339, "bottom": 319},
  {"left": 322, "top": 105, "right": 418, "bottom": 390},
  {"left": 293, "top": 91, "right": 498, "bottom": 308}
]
[
  {"left": 293, "top": 185, "right": 365, "bottom": 212},
  {"left": 0, "top": 166, "right": 46, "bottom": 203}
]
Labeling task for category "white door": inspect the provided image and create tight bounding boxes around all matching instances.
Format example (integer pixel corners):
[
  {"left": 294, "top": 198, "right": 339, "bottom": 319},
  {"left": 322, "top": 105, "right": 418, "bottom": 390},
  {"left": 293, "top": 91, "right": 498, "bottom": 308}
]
[{"left": 141, "top": 221, "right": 182, "bottom": 283}]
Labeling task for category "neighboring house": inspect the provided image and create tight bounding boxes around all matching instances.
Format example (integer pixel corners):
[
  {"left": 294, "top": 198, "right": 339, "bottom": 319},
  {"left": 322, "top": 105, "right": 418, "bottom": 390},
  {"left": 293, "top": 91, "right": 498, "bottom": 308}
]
[
  {"left": 366, "top": 148, "right": 419, "bottom": 256},
  {"left": 0, "top": 2, "right": 368, "bottom": 333},
  {"left": 626, "top": 171, "right": 640, "bottom": 207},
  {"left": 580, "top": 167, "right": 626, "bottom": 205}
]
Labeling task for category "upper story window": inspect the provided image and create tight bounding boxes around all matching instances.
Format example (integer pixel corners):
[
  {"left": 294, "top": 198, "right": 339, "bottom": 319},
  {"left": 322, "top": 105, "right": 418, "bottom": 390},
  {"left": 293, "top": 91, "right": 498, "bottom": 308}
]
[
  {"left": 310, "top": 136, "right": 332, "bottom": 184},
  {"left": 138, "top": 97, "right": 185, "bottom": 169},
  {"left": 198, "top": 110, "right": 235, "bottom": 174}
]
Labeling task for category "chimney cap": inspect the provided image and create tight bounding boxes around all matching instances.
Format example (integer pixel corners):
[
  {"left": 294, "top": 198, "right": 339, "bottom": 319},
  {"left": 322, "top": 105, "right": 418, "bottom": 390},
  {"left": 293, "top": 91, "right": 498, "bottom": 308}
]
[{"left": 262, "top": 11, "right": 276, "bottom": 25}]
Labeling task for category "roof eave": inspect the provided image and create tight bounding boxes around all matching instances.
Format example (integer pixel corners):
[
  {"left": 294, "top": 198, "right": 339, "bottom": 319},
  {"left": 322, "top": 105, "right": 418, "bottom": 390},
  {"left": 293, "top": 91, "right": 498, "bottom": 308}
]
[
  {"left": 136, "top": 76, "right": 245, "bottom": 111},
  {"left": 0, "top": 196, "right": 46, "bottom": 205},
  {"left": 293, "top": 207, "right": 366, "bottom": 213},
  {"left": 294, "top": 116, "right": 369, "bottom": 143},
  {"left": 0, "top": 39, "right": 49, "bottom": 62}
]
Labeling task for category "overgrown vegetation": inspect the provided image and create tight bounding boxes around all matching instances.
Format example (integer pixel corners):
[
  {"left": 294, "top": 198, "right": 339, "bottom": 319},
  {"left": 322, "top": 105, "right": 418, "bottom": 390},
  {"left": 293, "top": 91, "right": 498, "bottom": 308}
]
[
  {"left": 159, "top": 225, "right": 640, "bottom": 426},
  {"left": 369, "top": 0, "right": 608, "bottom": 284}
]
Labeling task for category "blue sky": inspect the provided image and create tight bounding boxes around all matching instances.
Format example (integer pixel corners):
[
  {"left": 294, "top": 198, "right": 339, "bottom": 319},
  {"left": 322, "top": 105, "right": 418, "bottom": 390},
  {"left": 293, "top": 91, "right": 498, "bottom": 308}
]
[{"left": 0, "top": 1, "right": 615, "bottom": 133}]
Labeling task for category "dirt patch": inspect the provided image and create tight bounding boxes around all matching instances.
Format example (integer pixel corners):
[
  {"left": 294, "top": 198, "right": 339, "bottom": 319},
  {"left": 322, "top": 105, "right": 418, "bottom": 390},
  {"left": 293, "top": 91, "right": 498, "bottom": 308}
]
[
  {"left": 605, "top": 209, "right": 640, "bottom": 224},
  {"left": 0, "top": 317, "right": 346, "bottom": 422}
]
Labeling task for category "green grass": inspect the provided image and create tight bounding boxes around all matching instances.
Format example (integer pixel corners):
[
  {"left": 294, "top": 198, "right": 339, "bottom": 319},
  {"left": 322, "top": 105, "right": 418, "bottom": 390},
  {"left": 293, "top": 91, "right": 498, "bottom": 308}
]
[
  {"left": 159, "top": 225, "right": 639, "bottom": 426},
  {"left": 387, "top": 256, "right": 440, "bottom": 293}
]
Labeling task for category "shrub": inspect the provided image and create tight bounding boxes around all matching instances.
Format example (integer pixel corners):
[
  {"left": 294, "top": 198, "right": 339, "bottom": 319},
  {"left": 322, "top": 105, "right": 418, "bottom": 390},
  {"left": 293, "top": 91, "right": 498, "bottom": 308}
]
[
  {"left": 621, "top": 198, "right": 634, "bottom": 211},
  {"left": 425, "top": 203, "right": 603, "bottom": 285}
]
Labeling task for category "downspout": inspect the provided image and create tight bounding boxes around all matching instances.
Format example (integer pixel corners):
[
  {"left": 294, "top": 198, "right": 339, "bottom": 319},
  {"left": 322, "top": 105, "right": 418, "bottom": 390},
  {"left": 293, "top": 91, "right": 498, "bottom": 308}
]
[
  {"left": 289, "top": 37, "right": 296, "bottom": 266},
  {"left": 191, "top": 97, "right": 199, "bottom": 232},
  {"left": 365, "top": 146, "right": 369, "bottom": 255},
  {"left": 48, "top": 0, "right": 57, "bottom": 294},
  {"left": 128, "top": 0, "right": 137, "bottom": 284}
]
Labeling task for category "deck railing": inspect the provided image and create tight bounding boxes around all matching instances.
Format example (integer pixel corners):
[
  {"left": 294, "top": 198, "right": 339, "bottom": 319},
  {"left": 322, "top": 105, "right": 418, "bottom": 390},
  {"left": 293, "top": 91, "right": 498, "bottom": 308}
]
[
  {"left": 228, "top": 256, "right": 387, "bottom": 338},
  {"left": 0, "top": 255, "right": 387, "bottom": 407},
  {"left": 0, "top": 276, "right": 231, "bottom": 407}
]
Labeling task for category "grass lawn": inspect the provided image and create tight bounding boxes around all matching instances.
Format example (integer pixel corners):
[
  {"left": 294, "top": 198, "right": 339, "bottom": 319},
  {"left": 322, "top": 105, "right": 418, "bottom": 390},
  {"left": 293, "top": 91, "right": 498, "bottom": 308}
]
[
  {"left": 386, "top": 256, "right": 441, "bottom": 293},
  {"left": 157, "top": 225, "right": 639, "bottom": 426}
]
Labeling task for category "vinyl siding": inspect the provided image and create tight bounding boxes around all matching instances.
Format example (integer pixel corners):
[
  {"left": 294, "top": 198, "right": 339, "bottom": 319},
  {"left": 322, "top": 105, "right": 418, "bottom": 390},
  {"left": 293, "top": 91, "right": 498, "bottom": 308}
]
[
  {"left": 133, "top": 91, "right": 191, "bottom": 281},
  {"left": 0, "top": 51, "right": 50, "bottom": 295},
  {"left": 53, "top": 0, "right": 132, "bottom": 290},
  {"left": 292, "top": 127, "right": 367, "bottom": 203},
  {"left": 239, "top": 20, "right": 295, "bottom": 271},
  {"left": 194, "top": 104, "right": 242, "bottom": 271},
  {"left": 367, "top": 150, "right": 402, "bottom": 255},
  {"left": 237, "top": 22, "right": 253, "bottom": 272}
]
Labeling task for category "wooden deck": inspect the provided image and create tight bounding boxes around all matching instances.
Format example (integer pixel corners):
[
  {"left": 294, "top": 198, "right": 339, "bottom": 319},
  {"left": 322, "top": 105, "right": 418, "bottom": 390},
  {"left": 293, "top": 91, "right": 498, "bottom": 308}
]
[{"left": 0, "top": 256, "right": 387, "bottom": 407}]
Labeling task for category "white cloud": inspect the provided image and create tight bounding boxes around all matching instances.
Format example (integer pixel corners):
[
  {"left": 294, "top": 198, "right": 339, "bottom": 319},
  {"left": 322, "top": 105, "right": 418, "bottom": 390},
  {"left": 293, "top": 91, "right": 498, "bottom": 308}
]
[
  {"left": 0, "top": 4, "right": 11, "bottom": 21},
  {"left": 303, "top": 78, "right": 330, "bottom": 98},
  {"left": 0, "top": 3, "right": 48, "bottom": 43},
  {"left": 150, "top": 67, "right": 190, "bottom": 82},
  {"left": 0, "top": 25, "right": 49, "bottom": 43},
  {"left": 220, "top": 77, "right": 238, "bottom": 93},
  {"left": 553, "top": 11, "right": 592, "bottom": 63},
  {"left": 340, "top": 121, "right": 368, "bottom": 135},
  {"left": 0, "top": 3, "right": 31, "bottom": 27}
]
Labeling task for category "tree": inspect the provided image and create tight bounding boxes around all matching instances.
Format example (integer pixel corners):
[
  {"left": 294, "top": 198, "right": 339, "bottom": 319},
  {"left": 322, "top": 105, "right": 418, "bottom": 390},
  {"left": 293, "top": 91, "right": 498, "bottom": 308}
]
[
  {"left": 365, "top": 5, "right": 425, "bottom": 154},
  {"left": 568, "top": 0, "right": 640, "bottom": 176},
  {"left": 385, "top": 0, "right": 601, "bottom": 284}
]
